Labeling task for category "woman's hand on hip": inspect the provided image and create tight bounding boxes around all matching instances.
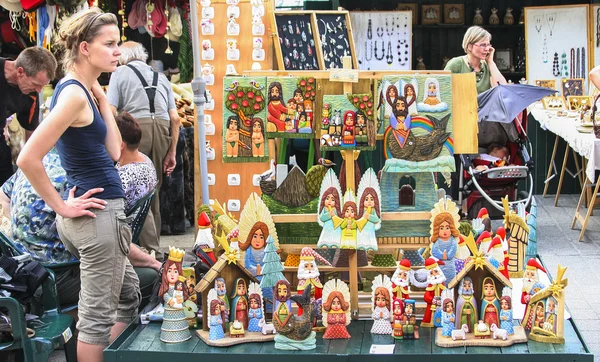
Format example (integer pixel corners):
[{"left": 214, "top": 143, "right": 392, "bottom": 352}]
[{"left": 59, "top": 186, "right": 107, "bottom": 218}]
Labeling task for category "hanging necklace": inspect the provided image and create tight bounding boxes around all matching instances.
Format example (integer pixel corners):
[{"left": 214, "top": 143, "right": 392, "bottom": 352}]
[
  {"left": 466, "top": 57, "right": 484, "bottom": 82},
  {"left": 597, "top": 8, "right": 600, "bottom": 46},
  {"left": 561, "top": 51, "right": 568, "bottom": 77},
  {"left": 367, "top": 17, "right": 372, "bottom": 40},
  {"left": 534, "top": 15, "right": 542, "bottom": 33},
  {"left": 542, "top": 35, "right": 548, "bottom": 63},
  {"left": 545, "top": 12, "right": 556, "bottom": 37},
  {"left": 365, "top": 41, "right": 373, "bottom": 61},
  {"left": 581, "top": 47, "right": 586, "bottom": 79},
  {"left": 385, "top": 16, "right": 393, "bottom": 37},
  {"left": 552, "top": 52, "right": 560, "bottom": 77},
  {"left": 386, "top": 41, "right": 393, "bottom": 64},
  {"left": 570, "top": 48, "right": 575, "bottom": 78},
  {"left": 576, "top": 47, "right": 580, "bottom": 78},
  {"left": 376, "top": 25, "right": 383, "bottom": 38},
  {"left": 374, "top": 40, "right": 385, "bottom": 60}
]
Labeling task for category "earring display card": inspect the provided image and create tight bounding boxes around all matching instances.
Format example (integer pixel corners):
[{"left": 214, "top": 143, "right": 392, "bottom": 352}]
[
  {"left": 222, "top": 76, "right": 269, "bottom": 163},
  {"left": 316, "top": 13, "right": 356, "bottom": 69},
  {"left": 274, "top": 14, "right": 320, "bottom": 70},
  {"left": 350, "top": 11, "right": 412, "bottom": 71},
  {"left": 525, "top": 5, "right": 590, "bottom": 92},
  {"left": 265, "top": 76, "right": 317, "bottom": 139}
]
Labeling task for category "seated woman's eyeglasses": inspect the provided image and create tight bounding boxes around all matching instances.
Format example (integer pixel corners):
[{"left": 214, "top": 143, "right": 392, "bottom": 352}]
[{"left": 473, "top": 43, "right": 491, "bottom": 48}]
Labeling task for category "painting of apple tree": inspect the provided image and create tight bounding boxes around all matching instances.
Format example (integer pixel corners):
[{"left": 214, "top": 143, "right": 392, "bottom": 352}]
[{"left": 222, "top": 77, "right": 269, "bottom": 163}]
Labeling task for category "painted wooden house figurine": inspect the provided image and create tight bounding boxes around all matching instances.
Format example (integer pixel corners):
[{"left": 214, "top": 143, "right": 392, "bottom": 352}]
[
  {"left": 523, "top": 265, "right": 568, "bottom": 344},
  {"left": 435, "top": 233, "right": 528, "bottom": 347}
]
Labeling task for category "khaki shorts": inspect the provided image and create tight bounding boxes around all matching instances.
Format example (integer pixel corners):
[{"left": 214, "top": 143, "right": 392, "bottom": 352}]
[{"left": 56, "top": 198, "right": 141, "bottom": 346}]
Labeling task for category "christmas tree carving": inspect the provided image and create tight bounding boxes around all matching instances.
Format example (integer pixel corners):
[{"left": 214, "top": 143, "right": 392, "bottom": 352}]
[{"left": 259, "top": 235, "right": 287, "bottom": 290}]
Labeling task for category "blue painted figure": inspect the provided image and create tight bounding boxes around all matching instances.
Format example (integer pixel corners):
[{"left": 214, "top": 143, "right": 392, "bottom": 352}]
[
  {"left": 317, "top": 182, "right": 343, "bottom": 248},
  {"left": 241, "top": 222, "right": 268, "bottom": 277},
  {"left": 209, "top": 299, "right": 226, "bottom": 340},
  {"left": 248, "top": 293, "right": 263, "bottom": 332},
  {"left": 441, "top": 298, "right": 455, "bottom": 337},
  {"left": 500, "top": 295, "right": 514, "bottom": 335},
  {"left": 430, "top": 212, "right": 459, "bottom": 281}
]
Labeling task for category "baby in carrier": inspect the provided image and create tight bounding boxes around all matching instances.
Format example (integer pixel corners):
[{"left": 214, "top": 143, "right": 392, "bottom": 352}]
[{"left": 473, "top": 143, "right": 510, "bottom": 171}]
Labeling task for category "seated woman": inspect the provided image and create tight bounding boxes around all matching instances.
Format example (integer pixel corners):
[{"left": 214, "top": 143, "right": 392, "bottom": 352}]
[
  {"left": 115, "top": 112, "right": 158, "bottom": 212},
  {"left": 473, "top": 143, "right": 510, "bottom": 171}
]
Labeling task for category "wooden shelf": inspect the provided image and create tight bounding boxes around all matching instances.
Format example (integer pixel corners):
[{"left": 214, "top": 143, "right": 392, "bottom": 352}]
[
  {"left": 282, "top": 264, "right": 401, "bottom": 272},
  {"left": 413, "top": 24, "right": 523, "bottom": 29},
  {"left": 272, "top": 211, "right": 431, "bottom": 223}
]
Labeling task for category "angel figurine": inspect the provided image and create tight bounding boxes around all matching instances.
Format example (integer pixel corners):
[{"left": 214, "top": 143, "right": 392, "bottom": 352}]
[
  {"left": 317, "top": 169, "right": 342, "bottom": 248},
  {"left": 322, "top": 279, "right": 351, "bottom": 339},
  {"left": 207, "top": 289, "right": 227, "bottom": 340},
  {"left": 238, "top": 192, "right": 278, "bottom": 278},
  {"left": 500, "top": 287, "right": 514, "bottom": 335},
  {"left": 429, "top": 198, "right": 461, "bottom": 281},
  {"left": 333, "top": 190, "right": 362, "bottom": 249},
  {"left": 371, "top": 275, "right": 393, "bottom": 335},
  {"left": 356, "top": 168, "right": 382, "bottom": 252},
  {"left": 247, "top": 282, "right": 264, "bottom": 332}
]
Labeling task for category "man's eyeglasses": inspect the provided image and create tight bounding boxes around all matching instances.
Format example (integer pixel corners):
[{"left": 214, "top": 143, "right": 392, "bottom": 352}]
[{"left": 473, "top": 43, "right": 491, "bottom": 48}]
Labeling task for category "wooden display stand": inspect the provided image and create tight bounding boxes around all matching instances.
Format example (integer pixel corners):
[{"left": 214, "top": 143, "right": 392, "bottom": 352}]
[
  {"left": 194, "top": 0, "right": 274, "bottom": 222},
  {"left": 246, "top": 61, "right": 478, "bottom": 317}
]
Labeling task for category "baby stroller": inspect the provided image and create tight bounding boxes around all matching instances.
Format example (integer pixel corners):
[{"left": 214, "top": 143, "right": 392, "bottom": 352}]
[
  {"left": 458, "top": 110, "right": 533, "bottom": 219},
  {"left": 456, "top": 84, "right": 554, "bottom": 219}
]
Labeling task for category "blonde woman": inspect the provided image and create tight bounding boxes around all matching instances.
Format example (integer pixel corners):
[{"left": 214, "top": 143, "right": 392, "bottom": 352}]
[
  {"left": 444, "top": 26, "right": 507, "bottom": 94},
  {"left": 17, "top": 8, "right": 139, "bottom": 362}
]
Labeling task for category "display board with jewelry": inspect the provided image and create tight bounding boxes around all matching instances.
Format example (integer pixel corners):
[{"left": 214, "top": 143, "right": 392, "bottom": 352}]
[
  {"left": 315, "top": 12, "right": 358, "bottom": 69},
  {"left": 524, "top": 5, "right": 590, "bottom": 92},
  {"left": 350, "top": 11, "right": 412, "bottom": 71},
  {"left": 273, "top": 13, "right": 320, "bottom": 70}
]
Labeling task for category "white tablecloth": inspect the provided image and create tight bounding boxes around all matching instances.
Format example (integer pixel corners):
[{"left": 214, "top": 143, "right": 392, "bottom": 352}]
[{"left": 530, "top": 102, "right": 600, "bottom": 182}]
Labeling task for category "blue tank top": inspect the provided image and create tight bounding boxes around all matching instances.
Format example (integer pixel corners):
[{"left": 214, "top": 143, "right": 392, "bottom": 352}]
[{"left": 52, "top": 79, "right": 124, "bottom": 200}]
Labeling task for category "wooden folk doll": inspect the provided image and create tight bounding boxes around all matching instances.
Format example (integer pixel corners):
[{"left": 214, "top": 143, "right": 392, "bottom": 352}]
[
  {"left": 480, "top": 277, "right": 500, "bottom": 328},
  {"left": 251, "top": 118, "right": 265, "bottom": 157},
  {"left": 333, "top": 191, "right": 360, "bottom": 249},
  {"left": 172, "top": 278, "right": 186, "bottom": 308},
  {"left": 441, "top": 298, "right": 455, "bottom": 337},
  {"left": 208, "top": 298, "right": 226, "bottom": 340},
  {"left": 317, "top": 170, "right": 343, "bottom": 248},
  {"left": 430, "top": 211, "right": 460, "bottom": 281},
  {"left": 297, "top": 247, "right": 331, "bottom": 319},
  {"left": 402, "top": 299, "right": 419, "bottom": 339},
  {"left": 521, "top": 258, "right": 547, "bottom": 324},
  {"left": 371, "top": 275, "right": 393, "bottom": 335},
  {"left": 355, "top": 110, "right": 367, "bottom": 146},
  {"left": 392, "top": 298, "right": 404, "bottom": 339},
  {"left": 389, "top": 97, "right": 411, "bottom": 148},
  {"left": 341, "top": 110, "right": 355, "bottom": 145},
  {"left": 230, "top": 278, "right": 249, "bottom": 329},
  {"left": 225, "top": 116, "right": 240, "bottom": 157},
  {"left": 455, "top": 276, "right": 478, "bottom": 332},
  {"left": 356, "top": 169, "right": 382, "bottom": 252},
  {"left": 500, "top": 287, "right": 514, "bottom": 335},
  {"left": 247, "top": 282, "right": 264, "bottom": 332},
  {"left": 391, "top": 259, "right": 411, "bottom": 300},
  {"left": 322, "top": 279, "right": 351, "bottom": 339},
  {"left": 240, "top": 222, "right": 268, "bottom": 277},
  {"left": 304, "top": 99, "right": 313, "bottom": 128},
  {"left": 214, "top": 278, "right": 230, "bottom": 332},
  {"left": 273, "top": 279, "right": 292, "bottom": 328},
  {"left": 421, "top": 258, "right": 447, "bottom": 328},
  {"left": 159, "top": 247, "right": 188, "bottom": 308}
]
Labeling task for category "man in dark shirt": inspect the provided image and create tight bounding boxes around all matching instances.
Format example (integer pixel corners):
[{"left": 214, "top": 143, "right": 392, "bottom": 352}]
[{"left": 0, "top": 47, "right": 56, "bottom": 185}]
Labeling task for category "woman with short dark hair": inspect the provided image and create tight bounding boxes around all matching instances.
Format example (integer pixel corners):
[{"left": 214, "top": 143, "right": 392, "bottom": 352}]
[{"left": 115, "top": 112, "right": 157, "bottom": 212}]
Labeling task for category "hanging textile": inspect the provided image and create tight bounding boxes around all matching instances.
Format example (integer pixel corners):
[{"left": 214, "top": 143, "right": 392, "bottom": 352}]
[{"left": 177, "top": 13, "right": 192, "bottom": 83}]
